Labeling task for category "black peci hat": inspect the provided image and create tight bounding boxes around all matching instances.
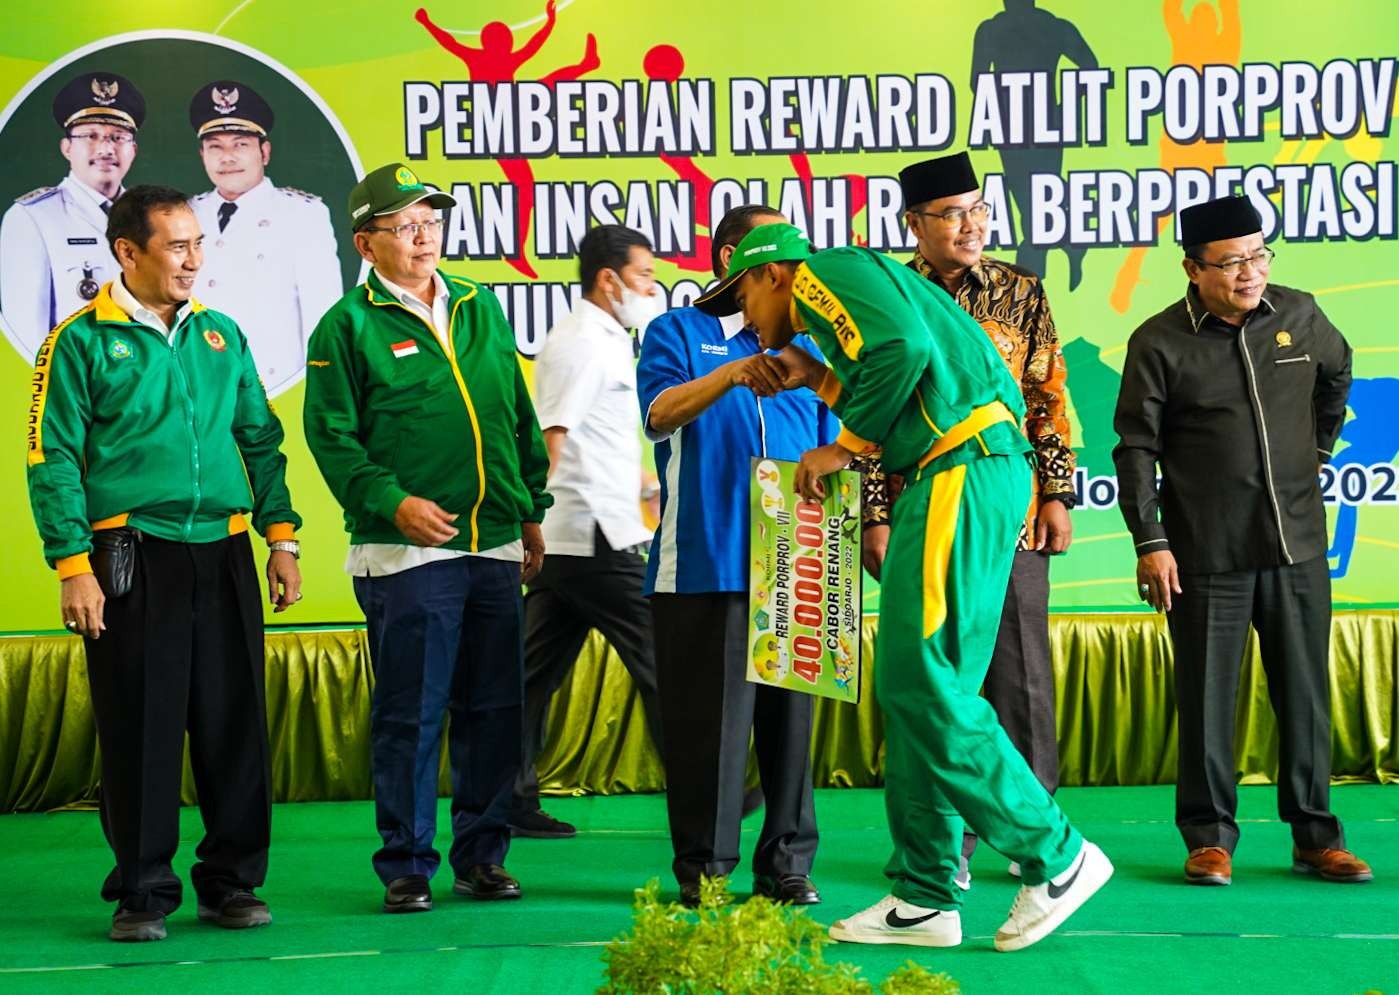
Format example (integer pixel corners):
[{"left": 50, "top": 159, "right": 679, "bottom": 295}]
[
  {"left": 1180, "top": 196, "right": 1263, "bottom": 247},
  {"left": 899, "top": 152, "right": 979, "bottom": 210}
]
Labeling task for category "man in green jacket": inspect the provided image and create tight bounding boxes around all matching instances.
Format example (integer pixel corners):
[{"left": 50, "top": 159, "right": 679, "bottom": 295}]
[
  {"left": 26, "top": 184, "right": 303, "bottom": 943},
  {"left": 304, "top": 163, "right": 551, "bottom": 913},
  {"left": 696, "top": 223, "right": 1112, "bottom": 952}
]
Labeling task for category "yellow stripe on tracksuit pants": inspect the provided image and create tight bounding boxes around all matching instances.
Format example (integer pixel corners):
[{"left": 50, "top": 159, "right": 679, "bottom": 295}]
[{"left": 876, "top": 450, "right": 1083, "bottom": 910}]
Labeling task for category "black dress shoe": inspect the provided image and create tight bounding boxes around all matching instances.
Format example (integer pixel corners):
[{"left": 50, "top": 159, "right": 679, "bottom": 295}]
[
  {"left": 678, "top": 882, "right": 702, "bottom": 908},
  {"left": 453, "top": 864, "right": 522, "bottom": 900},
  {"left": 197, "top": 890, "right": 272, "bottom": 928},
  {"left": 509, "top": 808, "right": 577, "bottom": 839},
  {"left": 752, "top": 874, "right": 821, "bottom": 905},
  {"left": 110, "top": 907, "right": 167, "bottom": 942},
  {"left": 383, "top": 874, "right": 432, "bottom": 913}
]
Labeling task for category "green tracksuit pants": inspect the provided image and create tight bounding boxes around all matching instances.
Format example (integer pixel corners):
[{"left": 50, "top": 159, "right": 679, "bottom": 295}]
[{"left": 877, "top": 452, "right": 1083, "bottom": 909}]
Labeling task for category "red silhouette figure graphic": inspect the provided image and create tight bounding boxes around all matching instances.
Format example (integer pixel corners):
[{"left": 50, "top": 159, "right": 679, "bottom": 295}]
[
  {"left": 645, "top": 42, "right": 871, "bottom": 268},
  {"left": 417, "top": 1, "right": 600, "bottom": 279},
  {"left": 644, "top": 44, "right": 716, "bottom": 273},
  {"left": 788, "top": 152, "right": 869, "bottom": 247}
]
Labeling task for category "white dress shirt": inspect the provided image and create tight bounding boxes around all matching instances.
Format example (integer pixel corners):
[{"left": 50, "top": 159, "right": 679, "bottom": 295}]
[
  {"left": 0, "top": 174, "right": 122, "bottom": 359},
  {"left": 344, "top": 269, "right": 523, "bottom": 577},
  {"left": 190, "top": 176, "right": 343, "bottom": 397},
  {"left": 533, "top": 297, "right": 652, "bottom": 557},
  {"left": 108, "top": 275, "right": 194, "bottom": 342}
]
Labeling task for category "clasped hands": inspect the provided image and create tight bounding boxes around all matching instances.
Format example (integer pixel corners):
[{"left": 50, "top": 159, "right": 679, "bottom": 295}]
[
  {"left": 727, "top": 348, "right": 855, "bottom": 503},
  {"left": 728, "top": 346, "right": 826, "bottom": 399}
]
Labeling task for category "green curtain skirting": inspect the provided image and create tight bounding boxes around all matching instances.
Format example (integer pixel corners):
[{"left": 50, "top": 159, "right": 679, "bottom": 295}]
[{"left": 1, "top": 613, "right": 1395, "bottom": 813}]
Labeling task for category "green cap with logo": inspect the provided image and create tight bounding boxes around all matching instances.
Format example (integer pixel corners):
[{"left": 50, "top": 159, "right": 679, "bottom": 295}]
[
  {"left": 347, "top": 162, "right": 457, "bottom": 230},
  {"left": 695, "top": 222, "right": 813, "bottom": 316}
]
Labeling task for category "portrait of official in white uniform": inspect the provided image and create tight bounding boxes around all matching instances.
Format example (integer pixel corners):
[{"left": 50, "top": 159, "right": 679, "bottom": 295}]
[
  {"left": 188, "top": 79, "right": 342, "bottom": 395},
  {"left": 0, "top": 71, "right": 144, "bottom": 360}
]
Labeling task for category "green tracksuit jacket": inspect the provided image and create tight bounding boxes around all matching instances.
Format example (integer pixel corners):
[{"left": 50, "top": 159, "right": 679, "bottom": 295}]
[
  {"left": 26, "top": 283, "right": 300, "bottom": 578},
  {"left": 791, "top": 246, "right": 1030, "bottom": 473},
  {"left": 303, "top": 269, "right": 551, "bottom": 551}
]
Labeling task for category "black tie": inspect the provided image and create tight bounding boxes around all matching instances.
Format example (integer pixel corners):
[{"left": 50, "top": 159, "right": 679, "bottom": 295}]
[
  {"left": 99, "top": 200, "right": 111, "bottom": 215},
  {"left": 218, "top": 201, "right": 237, "bottom": 233}
]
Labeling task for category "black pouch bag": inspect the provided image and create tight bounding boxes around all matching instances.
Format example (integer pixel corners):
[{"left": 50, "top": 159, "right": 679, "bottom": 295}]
[{"left": 90, "top": 527, "right": 140, "bottom": 598}]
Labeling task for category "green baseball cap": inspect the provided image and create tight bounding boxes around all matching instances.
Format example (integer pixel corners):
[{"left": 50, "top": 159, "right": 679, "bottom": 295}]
[
  {"left": 348, "top": 162, "right": 456, "bottom": 230},
  {"left": 695, "top": 222, "right": 813, "bottom": 316}
]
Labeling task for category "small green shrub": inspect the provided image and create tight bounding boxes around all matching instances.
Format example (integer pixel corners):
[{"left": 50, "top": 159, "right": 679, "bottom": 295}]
[{"left": 598, "top": 877, "right": 959, "bottom": 994}]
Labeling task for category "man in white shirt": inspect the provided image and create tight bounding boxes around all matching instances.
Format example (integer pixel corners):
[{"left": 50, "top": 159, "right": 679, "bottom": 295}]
[
  {"left": 1, "top": 71, "right": 144, "bottom": 360},
  {"left": 510, "top": 224, "right": 666, "bottom": 838},
  {"left": 187, "top": 80, "right": 343, "bottom": 396}
]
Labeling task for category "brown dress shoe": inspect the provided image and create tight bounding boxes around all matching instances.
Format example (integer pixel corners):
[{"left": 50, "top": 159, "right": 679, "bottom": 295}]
[
  {"left": 1292, "top": 847, "right": 1374, "bottom": 883},
  {"left": 1184, "top": 846, "right": 1232, "bottom": 885}
]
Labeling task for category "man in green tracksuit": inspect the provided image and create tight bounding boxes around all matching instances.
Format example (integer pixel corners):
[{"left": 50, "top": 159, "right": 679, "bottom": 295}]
[
  {"left": 303, "top": 163, "right": 551, "bottom": 913},
  {"left": 695, "top": 223, "right": 1112, "bottom": 952},
  {"left": 26, "top": 184, "right": 302, "bottom": 942}
]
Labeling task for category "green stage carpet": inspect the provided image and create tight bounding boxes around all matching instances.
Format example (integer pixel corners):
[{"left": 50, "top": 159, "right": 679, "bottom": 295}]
[{"left": 0, "top": 785, "right": 1394, "bottom": 994}]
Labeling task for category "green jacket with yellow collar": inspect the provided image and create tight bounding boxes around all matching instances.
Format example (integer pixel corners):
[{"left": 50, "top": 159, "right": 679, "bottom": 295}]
[
  {"left": 793, "top": 246, "right": 1031, "bottom": 477},
  {"left": 303, "top": 268, "right": 551, "bottom": 552},
  {"left": 26, "top": 283, "right": 301, "bottom": 578}
]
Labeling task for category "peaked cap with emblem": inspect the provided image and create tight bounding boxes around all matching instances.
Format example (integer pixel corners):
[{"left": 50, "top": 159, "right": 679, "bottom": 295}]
[
  {"left": 190, "top": 80, "right": 274, "bottom": 139},
  {"left": 52, "top": 71, "right": 145, "bottom": 132}
]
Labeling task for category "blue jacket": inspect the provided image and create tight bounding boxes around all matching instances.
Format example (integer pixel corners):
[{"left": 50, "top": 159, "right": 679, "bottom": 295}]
[{"left": 637, "top": 306, "right": 837, "bottom": 595}]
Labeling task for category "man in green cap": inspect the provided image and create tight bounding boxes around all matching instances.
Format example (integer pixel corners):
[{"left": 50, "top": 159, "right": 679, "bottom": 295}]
[
  {"left": 304, "top": 163, "right": 551, "bottom": 913},
  {"left": 695, "top": 224, "right": 1112, "bottom": 952}
]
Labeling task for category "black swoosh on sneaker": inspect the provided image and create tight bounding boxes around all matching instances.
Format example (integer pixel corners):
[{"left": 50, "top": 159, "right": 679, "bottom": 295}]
[
  {"left": 1046, "top": 854, "right": 1084, "bottom": 900},
  {"left": 885, "top": 908, "right": 941, "bottom": 928}
]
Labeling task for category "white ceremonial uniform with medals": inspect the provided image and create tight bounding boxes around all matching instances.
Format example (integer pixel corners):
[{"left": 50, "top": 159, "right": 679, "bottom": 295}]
[
  {"left": 190, "top": 176, "right": 343, "bottom": 396},
  {"left": 0, "top": 173, "right": 120, "bottom": 360}
]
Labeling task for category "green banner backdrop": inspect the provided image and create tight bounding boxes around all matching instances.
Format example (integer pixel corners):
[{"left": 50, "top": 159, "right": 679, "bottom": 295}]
[{"left": 2, "top": 0, "right": 1397, "bottom": 633}]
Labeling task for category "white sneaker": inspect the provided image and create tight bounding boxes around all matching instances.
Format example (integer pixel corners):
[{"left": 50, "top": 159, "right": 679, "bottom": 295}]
[
  {"left": 1008, "top": 861, "right": 1021, "bottom": 878},
  {"left": 829, "top": 895, "right": 962, "bottom": 947},
  {"left": 994, "top": 841, "right": 1113, "bottom": 953},
  {"left": 955, "top": 855, "right": 972, "bottom": 891}
]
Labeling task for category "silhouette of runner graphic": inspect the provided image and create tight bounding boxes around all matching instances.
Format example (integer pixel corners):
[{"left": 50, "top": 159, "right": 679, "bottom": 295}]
[
  {"left": 644, "top": 44, "right": 716, "bottom": 273},
  {"left": 1326, "top": 376, "right": 1399, "bottom": 579},
  {"left": 1061, "top": 335, "right": 1122, "bottom": 476},
  {"left": 1110, "top": 0, "right": 1240, "bottom": 314},
  {"left": 971, "top": 0, "right": 1097, "bottom": 289},
  {"left": 644, "top": 43, "right": 871, "bottom": 268},
  {"left": 789, "top": 152, "right": 869, "bottom": 247},
  {"left": 417, "top": 1, "right": 600, "bottom": 279}
]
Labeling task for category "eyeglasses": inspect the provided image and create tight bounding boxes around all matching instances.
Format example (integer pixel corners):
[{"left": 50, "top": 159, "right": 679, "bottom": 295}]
[
  {"left": 361, "top": 218, "right": 444, "bottom": 240},
  {"left": 68, "top": 131, "right": 135, "bottom": 147},
  {"left": 912, "top": 202, "right": 990, "bottom": 226},
  {"left": 1192, "top": 247, "right": 1275, "bottom": 273}
]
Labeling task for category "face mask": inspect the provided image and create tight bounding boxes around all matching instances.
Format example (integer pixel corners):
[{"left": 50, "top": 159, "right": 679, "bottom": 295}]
[{"left": 609, "top": 275, "right": 666, "bottom": 330}]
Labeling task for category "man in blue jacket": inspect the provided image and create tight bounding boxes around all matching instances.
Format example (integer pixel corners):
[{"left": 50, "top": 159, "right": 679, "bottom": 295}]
[{"left": 637, "top": 204, "right": 837, "bottom": 907}]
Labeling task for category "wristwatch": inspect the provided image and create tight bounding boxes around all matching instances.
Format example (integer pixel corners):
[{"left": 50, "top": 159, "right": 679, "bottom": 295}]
[{"left": 270, "top": 540, "right": 301, "bottom": 559}]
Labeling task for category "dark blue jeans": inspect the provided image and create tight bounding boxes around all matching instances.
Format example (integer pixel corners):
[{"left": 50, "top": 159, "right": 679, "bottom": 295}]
[{"left": 354, "top": 556, "right": 524, "bottom": 884}]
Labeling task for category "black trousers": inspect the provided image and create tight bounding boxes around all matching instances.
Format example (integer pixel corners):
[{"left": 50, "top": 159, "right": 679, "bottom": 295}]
[
  {"left": 1168, "top": 555, "right": 1344, "bottom": 852},
  {"left": 651, "top": 593, "right": 818, "bottom": 885},
  {"left": 514, "top": 529, "right": 663, "bottom": 811},
  {"left": 963, "top": 550, "right": 1058, "bottom": 861},
  {"left": 83, "top": 533, "right": 271, "bottom": 914}
]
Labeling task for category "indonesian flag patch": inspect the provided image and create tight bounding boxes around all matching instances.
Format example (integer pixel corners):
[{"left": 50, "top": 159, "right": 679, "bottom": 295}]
[{"left": 391, "top": 339, "right": 419, "bottom": 359}]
